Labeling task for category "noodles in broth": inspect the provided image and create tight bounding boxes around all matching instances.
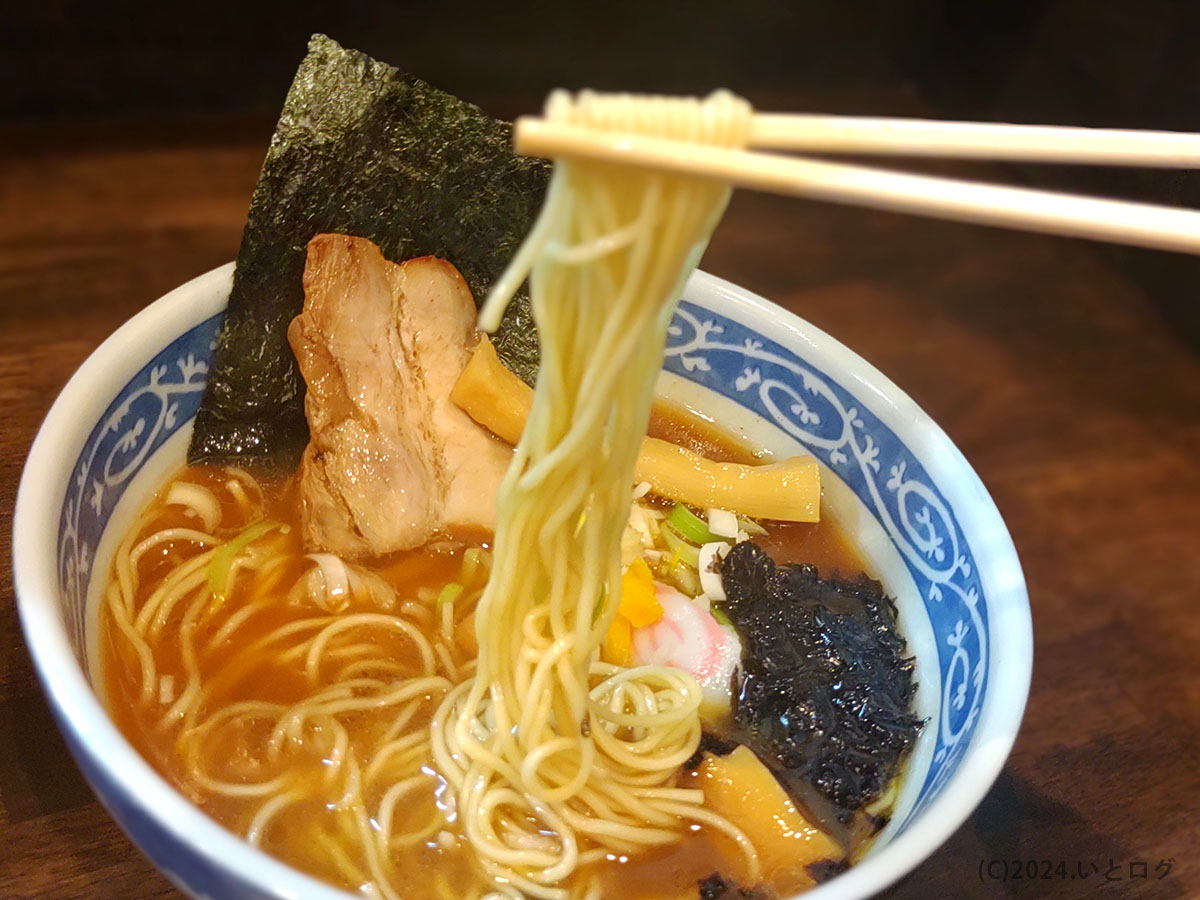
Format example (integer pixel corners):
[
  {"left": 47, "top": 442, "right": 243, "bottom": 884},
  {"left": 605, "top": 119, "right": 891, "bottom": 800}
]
[{"left": 103, "top": 470, "right": 480, "bottom": 897}]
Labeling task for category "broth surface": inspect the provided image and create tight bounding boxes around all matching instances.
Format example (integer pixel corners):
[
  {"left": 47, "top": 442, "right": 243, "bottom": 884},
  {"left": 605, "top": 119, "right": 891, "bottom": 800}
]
[{"left": 103, "top": 408, "right": 871, "bottom": 900}]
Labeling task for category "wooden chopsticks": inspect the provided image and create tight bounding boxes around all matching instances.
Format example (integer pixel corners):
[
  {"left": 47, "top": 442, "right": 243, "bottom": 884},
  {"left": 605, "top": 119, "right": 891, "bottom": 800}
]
[
  {"left": 747, "top": 114, "right": 1200, "bottom": 167},
  {"left": 513, "top": 115, "right": 1200, "bottom": 254}
]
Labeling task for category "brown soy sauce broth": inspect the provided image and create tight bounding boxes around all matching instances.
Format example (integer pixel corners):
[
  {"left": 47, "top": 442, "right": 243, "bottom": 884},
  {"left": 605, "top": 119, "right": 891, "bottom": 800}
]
[{"left": 102, "top": 406, "right": 893, "bottom": 900}]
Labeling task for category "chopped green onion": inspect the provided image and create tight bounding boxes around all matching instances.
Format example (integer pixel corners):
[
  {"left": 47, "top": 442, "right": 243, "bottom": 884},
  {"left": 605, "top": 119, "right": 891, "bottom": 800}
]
[
  {"left": 207, "top": 520, "right": 280, "bottom": 600},
  {"left": 437, "top": 582, "right": 464, "bottom": 608},
  {"left": 706, "top": 508, "right": 739, "bottom": 539},
  {"left": 738, "top": 516, "right": 768, "bottom": 537},
  {"left": 591, "top": 584, "right": 609, "bottom": 624},
  {"left": 666, "top": 503, "right": 716, "bottom": 545},
  {"left": 661, "top": 524, "right": 701, "bottom": 568},
  {"left": 710, "top": 604, "right": 732, "bottom": 626},
  {"left": 670, "top": 562, "right": 701, "bottom": 597},
  {"left": 460, "top": 547, "right": 489, "bottom": 586}
]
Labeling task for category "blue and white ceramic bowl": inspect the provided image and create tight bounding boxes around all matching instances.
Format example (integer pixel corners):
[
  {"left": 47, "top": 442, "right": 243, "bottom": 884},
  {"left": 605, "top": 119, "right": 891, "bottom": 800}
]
[{"left": 13, "top": 263, "right": 1032, "bottom": 900}]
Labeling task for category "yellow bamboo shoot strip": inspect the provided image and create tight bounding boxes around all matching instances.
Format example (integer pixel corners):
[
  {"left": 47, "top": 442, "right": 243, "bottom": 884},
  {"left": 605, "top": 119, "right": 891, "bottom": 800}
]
[
  {"left": 451, "top": 338, "right": 530, "bottom": 445},
  {"left": 452, "top": 338, "right": 820, "bottom": 522},
  {"left": 637, "top": 437, "right": 819, "bottom": 522}
]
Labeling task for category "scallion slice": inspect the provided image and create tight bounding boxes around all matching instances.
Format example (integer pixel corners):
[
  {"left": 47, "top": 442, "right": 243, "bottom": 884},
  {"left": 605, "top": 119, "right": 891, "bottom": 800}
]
[
  {"left": 666, "top": 503, "right": 716, "bottom": 545},
  {"left": 661, "top": 524, "right": 701, "bottom": 568},
  {"left": 207, "top": 520, "right": 280, "bottom": 600},
  {"left": 437, "top": 582, "right": 464, "bottom": 608}
]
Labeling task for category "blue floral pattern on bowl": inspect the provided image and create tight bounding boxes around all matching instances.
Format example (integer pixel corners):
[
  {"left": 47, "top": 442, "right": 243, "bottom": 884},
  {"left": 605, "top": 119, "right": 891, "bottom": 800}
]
[{"left": 56, "top": 313, "right": 222, "bottom": 678}]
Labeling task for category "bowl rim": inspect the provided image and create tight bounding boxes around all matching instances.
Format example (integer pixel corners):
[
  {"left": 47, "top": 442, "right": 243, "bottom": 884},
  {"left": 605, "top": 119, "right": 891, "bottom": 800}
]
[{"left": 13, "top": 262, "right": 1032, "bottom": 900}]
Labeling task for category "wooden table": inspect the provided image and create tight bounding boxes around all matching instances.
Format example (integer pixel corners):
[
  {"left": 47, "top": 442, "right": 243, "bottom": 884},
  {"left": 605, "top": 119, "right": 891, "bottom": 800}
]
[{"left": 1, "top": 116, "right": 1197, "bottom": 900}]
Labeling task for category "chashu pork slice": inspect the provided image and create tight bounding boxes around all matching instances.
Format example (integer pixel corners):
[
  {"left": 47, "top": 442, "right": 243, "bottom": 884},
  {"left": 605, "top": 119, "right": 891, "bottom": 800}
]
[{"left": 288, "top": 234, "right": 514, "bottom": 557}]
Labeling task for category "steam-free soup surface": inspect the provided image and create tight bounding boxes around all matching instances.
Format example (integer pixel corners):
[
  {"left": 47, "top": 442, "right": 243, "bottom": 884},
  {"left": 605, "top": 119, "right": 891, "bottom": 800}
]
[{"left": 103, "top": 409, "right": 869, "bottom": 900}]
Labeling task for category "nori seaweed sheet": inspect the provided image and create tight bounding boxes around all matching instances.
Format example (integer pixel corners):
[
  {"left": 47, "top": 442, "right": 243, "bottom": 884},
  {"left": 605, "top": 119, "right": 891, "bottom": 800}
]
[
  {"left": 189, "top": 34, "right": 549, "bottom": 472},
  {"left": 718, "top": 541, "right": 922, "bottom": 827},
  {"left": 697, "top": 874, "right": 768, "bottom": 900}
]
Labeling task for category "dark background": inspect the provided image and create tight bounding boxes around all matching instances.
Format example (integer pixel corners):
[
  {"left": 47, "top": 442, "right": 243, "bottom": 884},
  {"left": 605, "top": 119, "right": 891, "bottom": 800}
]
[{"left": 5, "top": 0, "right": 1200, "bottom": 341}]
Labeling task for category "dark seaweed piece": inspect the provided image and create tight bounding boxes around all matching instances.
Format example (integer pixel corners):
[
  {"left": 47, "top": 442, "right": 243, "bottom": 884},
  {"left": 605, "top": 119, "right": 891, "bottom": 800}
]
[
  {"left": 719, "top": 541, "right": 922, "bottom": 826},
  {"left": 683, "top": 732, "right": 739, "bottom": 771},
  {"left": 805, "top": 859, "right": 849, "bottom": 884},
  {"left": 189, "top": 34, "right": 549, "bottom": 472},
  {"left": 698, "top": 874, "right": 768, "bottom": 900}
]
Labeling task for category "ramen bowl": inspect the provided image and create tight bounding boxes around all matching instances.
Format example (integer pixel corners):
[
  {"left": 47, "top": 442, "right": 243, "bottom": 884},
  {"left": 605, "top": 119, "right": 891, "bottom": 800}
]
[{"left": 13, "top": 263, "right": 1032, "bottom": 900}]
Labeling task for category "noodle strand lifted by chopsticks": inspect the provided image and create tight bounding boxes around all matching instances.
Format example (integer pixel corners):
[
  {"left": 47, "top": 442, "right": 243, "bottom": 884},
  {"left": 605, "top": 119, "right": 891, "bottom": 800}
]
[{"left": 431, "top": 89, "right": 760, "bottom": 900}]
